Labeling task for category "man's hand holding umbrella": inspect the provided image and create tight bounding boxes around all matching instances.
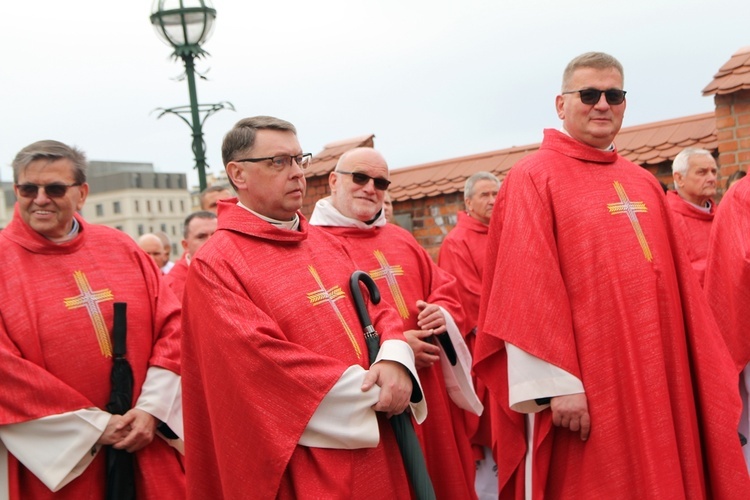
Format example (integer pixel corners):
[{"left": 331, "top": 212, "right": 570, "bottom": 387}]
[{"left": 360, "top": 360, "right": 412, "bottom": 418}]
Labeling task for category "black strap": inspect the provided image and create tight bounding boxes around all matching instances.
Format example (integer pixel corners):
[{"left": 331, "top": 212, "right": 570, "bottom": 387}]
[{"left": 112, "top": 303, "right": 127, "bottom": 357}]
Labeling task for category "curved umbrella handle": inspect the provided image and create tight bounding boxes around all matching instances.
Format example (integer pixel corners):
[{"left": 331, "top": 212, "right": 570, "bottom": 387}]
[{"left": 349, "top": 271, "right": 380, "bottom": 330}]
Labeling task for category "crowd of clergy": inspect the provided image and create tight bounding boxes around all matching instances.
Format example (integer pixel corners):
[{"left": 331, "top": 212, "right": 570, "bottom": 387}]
[{"left": 1, "top": 50, "right": 750, "bottom": 500}]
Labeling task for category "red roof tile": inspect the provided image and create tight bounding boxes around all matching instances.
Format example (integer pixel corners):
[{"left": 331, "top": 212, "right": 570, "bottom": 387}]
[{"left": 703, "top": 46, "right": 750, "bottom": 95}]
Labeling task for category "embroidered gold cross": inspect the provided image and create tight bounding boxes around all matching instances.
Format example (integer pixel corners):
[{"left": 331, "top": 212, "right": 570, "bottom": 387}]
[
  {"left": 305, "top": 265, "right": 362, "bottom": 357},
  {"left": 63, "top": 270, "right": 115, "bottom": 357},
  {"left": 368, "top": 250, "right": 409, "bottom": 319},
  {"left": 607, "top": 181, "right": 653, "bottom": 262}
]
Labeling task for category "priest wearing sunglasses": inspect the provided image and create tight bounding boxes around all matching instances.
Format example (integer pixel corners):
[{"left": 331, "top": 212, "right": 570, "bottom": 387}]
[
  {"left": 473, "top": 52, "right": 750, "bottom": 498},
  {"left": 0, "top": 140, "right": 185, "bottom": 498},
  {"left": 310, "top": 147, "right": 483, "bottom": 499}
]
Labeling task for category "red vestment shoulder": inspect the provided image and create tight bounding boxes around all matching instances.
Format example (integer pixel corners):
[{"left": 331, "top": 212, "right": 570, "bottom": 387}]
[
  {"left": 474, "top": 129, "right": 749, "bottom": 498},
  {"left": 181, "top": 201, "right": 410, "bottom": 499},
  {"left": 438, "top": 211, "right": 488, "bottom": 329},
  {"left": 0, "top": 208, "right": 184, "bottom": 499},
  {"left": 665, "top": 190, "right": 715, "bottom": 286}
]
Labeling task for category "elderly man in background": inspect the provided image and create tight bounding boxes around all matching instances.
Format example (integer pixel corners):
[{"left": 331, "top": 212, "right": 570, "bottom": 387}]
[
  {"left": 164, "top": 210, "right": 217, "bottom": 301},
  {"left": 0, "top": 140, "right": 184, "bottom": 498},
  {"left": 137, "top": 233, "right": 167, "bottom": 271},
  {"left": 438, "top": 170, "right": 500, "bottom": 499},
  {"left": 155, "top": 231, "right": 175, "bottom": 274},
  {"left": 666, "top": 147, "right": 718, "bottom": 286},
  {"left": 310, "top": 147, "right": 482, "bottom": 500}
]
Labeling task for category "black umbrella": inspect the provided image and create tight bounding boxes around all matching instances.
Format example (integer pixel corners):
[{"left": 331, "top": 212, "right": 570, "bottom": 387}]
[
  {"left": 105, "top": 302, "right": 135, "bottom": 500},
  {"left": 349, "top": 271, "right": 436, "bottom": 500}
]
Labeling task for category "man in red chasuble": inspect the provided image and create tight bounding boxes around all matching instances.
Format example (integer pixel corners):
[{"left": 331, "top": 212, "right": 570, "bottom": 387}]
[
  {"left": 0, "top": 140, "right": 185, "bottom": 498},
  {"left": 310, "top": 147, "right": 483, "bottom": 500},
  {"left": 181, "top": 117, "right": 426, "bottom": 499},
  {"left": 438, "top": 171, "right": 500, "bottom": 499},
  {"left": 473, "top": 52, "right": 749, "bottom": 499},
  {"left": 164, "top": 210, "right": 217, "bottom": 301},
  {"left": 666, "top": 147, "right": 718, "bottom": 287}
]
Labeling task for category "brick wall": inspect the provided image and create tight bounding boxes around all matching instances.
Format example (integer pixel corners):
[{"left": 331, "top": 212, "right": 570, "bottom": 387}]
[
  {"left": 301, "top": 174, "right": 331, "bottom": 218},
  {"left": 393, "top": 192, "right": 464, "bottom": 261},
  {"left": 713, "top": 90, "right": 750, "bottom": 191}
]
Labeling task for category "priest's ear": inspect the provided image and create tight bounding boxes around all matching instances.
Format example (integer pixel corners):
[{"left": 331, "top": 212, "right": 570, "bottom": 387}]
[
  {"left": 329, "top": 170, "right": 340, "bottom": 194},
  {"left": 673, "top": 171, "right": 684, "bottom": 190},
  {"left": 75, "top": 183, "right": 89, "bottom": 211},
  {"left": 226, "top": 161, "right": 249, "bottom": 191}
]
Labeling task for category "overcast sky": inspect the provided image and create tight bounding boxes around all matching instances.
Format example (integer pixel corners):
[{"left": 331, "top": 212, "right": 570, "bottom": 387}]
[{"left": 2, "top": 1, "right": 748, "bottom": 187}]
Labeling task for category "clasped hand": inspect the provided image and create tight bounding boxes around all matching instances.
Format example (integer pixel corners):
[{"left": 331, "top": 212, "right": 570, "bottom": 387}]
[{"left": 97, "top": 408, "right": 157, "bottom": 453}]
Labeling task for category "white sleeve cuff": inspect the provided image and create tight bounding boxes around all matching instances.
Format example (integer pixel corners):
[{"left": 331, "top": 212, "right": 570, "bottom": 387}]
[
  {"left": 436, "top": 306, "right": 483, "bottom": 415},
  {"left": 375, "top": 339, "right": 427, "bottom": 424},
  {"left": 134, "top": 366, "right": 183, "bottom": 440},
  {"left": 0, "top": 409, "right": 110, "bottom": 491},
  {"left": 299, "top": 365, "right": 381, "bottom": 449},
  {"left": 506, "top": 342, "right": 584, "bottom": 413}
]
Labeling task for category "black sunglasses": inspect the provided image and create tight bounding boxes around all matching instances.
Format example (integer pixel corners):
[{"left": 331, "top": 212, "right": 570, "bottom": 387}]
[
  {"left": 336, "top": 170, "right": 391, "bottom": 191},
  {"left": 16, "top": 183, "right": 81, "bottom": 199},
  {"left": 562, "top": 88, "right": 627, "bottom": 105}
]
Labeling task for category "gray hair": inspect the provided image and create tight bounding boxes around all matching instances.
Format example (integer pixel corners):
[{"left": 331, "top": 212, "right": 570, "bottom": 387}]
[
  {"left": 12, "top": 140, "right": 87, "bottom": 184},
  {"left": 464, "top": 171, "right": 500, "bottom": 199},
  {"left": 562, "top": 52, "right": 624, "bottom": 92},
  {"left": 672, "top": 148, "right": 714, "bottom": 177}
]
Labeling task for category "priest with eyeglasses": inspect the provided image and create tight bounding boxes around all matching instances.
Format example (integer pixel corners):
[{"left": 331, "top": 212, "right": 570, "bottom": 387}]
[{"left": 0, "top": 140, "right": 185, "bottom": 499}]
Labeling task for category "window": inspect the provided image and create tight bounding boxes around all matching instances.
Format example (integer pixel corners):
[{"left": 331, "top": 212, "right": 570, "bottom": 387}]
[
  {"left": 180, "top": 200, "right": 185, "bottom": 211},
  {"left": 147, "top": 200, "right": 152, "bottom": 212},
  {"left": 115, "top": 225, "right": 124, "bottom": 232},
  {"left": 134, "top": 200, "right": 140, "bottom": 213},
  {"left": 160, "top": 223, "right": 167, "bottom": 232},
  {"left": 169, "top": 200, "right": 174, "bottom": 212},
  {"left": 138, "top": 224, "right": 144, "bottom": 236},
  {"left": 113, "top": 201, "right": 121, "bottom": 214},
  {"left": 95, "top": 204, "right": 104, "bottom": 217},
  {"left": 158, "top": 200, "right": 162, "bottom": 212}
]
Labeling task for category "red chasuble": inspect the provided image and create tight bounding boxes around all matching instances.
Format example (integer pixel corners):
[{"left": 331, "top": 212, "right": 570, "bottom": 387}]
[
  {"left": 705, "top": 176, "right": 750, "bottom": 372},
  {"left": 181, "top": 201, "right": 411, "bottom": 499},
  {"left": 438, "top": 211, "right": 494, "bottom": 457},
  {"left": 665, "top": 189, "right": 715, "bottom": 287},
  {"left": 474, "top": 129, "right": 749, "bottom": 499},
  {"left": 164, "top": 254, "right": 189, "bottom": 301},
  {"left": 315, "top": 221, "right": 477, "bottom": 500},
  {"left": 0, "top": 208, "right": 184, "bottom": 499}
]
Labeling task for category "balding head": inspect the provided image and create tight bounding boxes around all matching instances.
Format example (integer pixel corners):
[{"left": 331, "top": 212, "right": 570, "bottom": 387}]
[
  {"left": 138, "top": 233, "right": 167, "bottom": 268},
  {"left": 329, "top": 148, "right": 391, "bottom": 222}
]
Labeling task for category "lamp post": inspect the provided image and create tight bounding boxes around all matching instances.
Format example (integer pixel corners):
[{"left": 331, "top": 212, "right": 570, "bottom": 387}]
[{"left": 150, "top": 0, "right": 233, "bottom": 192}]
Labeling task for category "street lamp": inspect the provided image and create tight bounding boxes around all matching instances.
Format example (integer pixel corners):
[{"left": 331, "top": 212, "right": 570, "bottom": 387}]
[{"left": 150, "top": 0, "right": 233, "bottom": 192}]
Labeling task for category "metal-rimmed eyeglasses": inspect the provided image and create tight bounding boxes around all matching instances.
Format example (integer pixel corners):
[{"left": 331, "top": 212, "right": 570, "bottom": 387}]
[
  {"left": 562, "top": 88, "right": 626, "bottom": 105},
  {"left": 335, "top": 170, "right": 391, "bottom": 191},
  {"left": 235, "top": 153, "right": 312, "bottom": 170},
  {"left": 15, "top": 183, "right": 82, "bottom": 199}
]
